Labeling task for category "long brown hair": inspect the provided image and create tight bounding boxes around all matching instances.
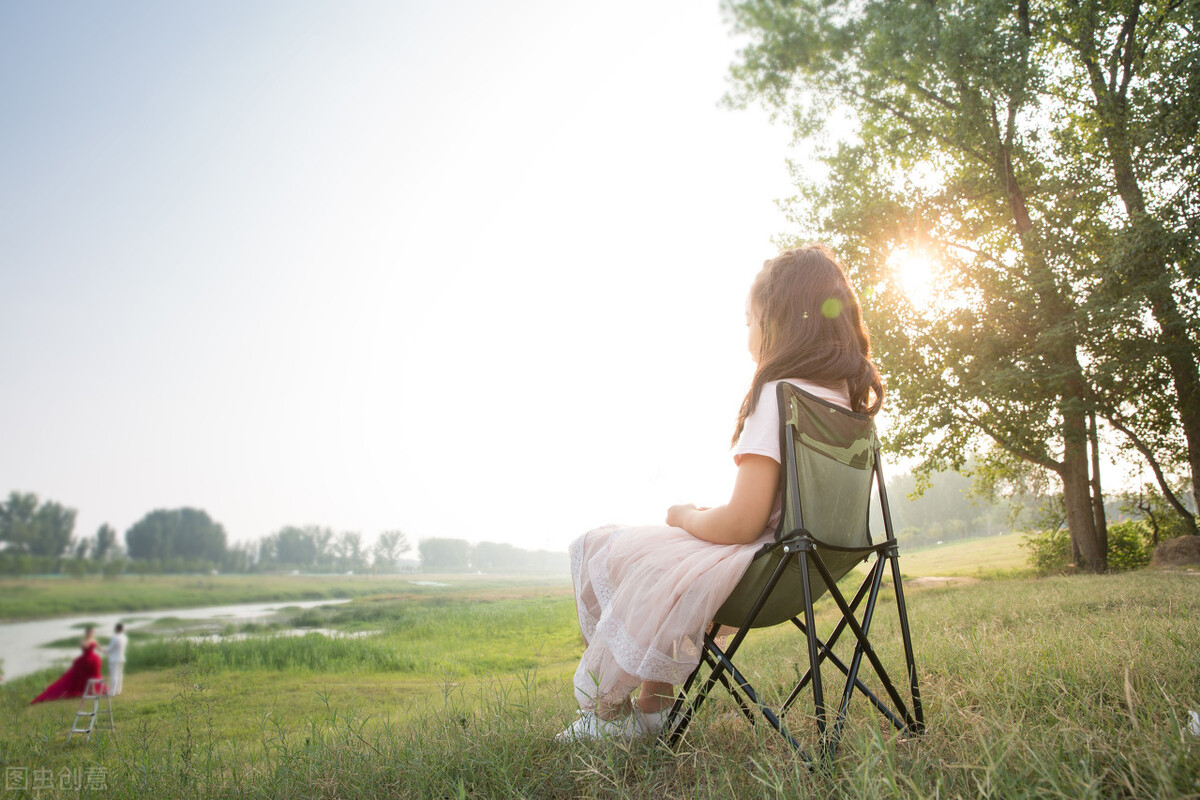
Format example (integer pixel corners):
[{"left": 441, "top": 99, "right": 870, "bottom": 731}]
[{"left": 732, "top": 244, "right": 884, "bottom": 446}]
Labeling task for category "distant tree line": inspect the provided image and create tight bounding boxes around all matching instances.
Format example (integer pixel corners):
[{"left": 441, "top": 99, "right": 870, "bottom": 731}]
[
  {"left": 0, "top": 490, "right": 568, "bottom": 576},
  {"left": 418, "top": 537, "right": 569, "bottom": 573},
  {"left": 877, "top": 463, "right": 1195, "bottom": 556}
]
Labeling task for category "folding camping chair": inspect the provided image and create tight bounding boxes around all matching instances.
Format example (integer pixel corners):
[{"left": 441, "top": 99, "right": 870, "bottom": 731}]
[{"left": 665, "top": 382, "right": 924, "bottom": 761}]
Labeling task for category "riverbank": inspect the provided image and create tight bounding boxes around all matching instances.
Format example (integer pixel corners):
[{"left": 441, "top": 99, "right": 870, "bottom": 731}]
[
  {"left": 0, "top": 597, "right": 355, "bottom": 680},
  {"left": 0, "top": 573, "right": 570, "bottom": 623}
]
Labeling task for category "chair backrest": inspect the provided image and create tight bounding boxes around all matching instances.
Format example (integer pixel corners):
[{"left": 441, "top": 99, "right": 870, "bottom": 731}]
[
  {"left": 776, "top": 382, "right": 876, "bottom": 550},
  {"left": 712, "top": 382, "right": 880, "bottom": 628}
]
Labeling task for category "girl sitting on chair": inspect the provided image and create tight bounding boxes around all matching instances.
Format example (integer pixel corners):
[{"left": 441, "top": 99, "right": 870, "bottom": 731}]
[{"left": 558, "top": 244, "right": 884, "bottom": 741}]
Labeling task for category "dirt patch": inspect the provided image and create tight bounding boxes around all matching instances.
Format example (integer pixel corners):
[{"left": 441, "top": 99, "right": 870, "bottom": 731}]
[
  {"left": 905, "top": 576, "right": 981, "bottom": 589},
  {"left": 1151, "top": 536, "right": 1200, "bottom": 569}
]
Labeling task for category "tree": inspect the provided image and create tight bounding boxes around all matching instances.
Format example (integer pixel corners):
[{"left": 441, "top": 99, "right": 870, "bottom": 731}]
[
  {"left": 94, "top": 524, "right": 117, "bottom": 561},
  {"left": 125, "top": 508, "right": 227, "bottom": 565},
  {"left": 418, "top": 537, "right": 471, "bottom": 572},
  {"left": 373, "top": 530, "right": 411, "bottom": 572},
  {"left": 258, "top": 525, "right": 337, "bottom": 571},
  {"left": 0, "top": 491, "right": 76, "bottom": 557},
  {"left": 472, "top": 541, "right": 523, "bottom": 572},
  {"left": 725, "top": 0, "right": 1200, "bottom": 568},
  {"left": 222, "top": 540, "right": 256, "bottom": 573},
  {"left": 334, "top": 531, "right": 367, "bottom": 573}
]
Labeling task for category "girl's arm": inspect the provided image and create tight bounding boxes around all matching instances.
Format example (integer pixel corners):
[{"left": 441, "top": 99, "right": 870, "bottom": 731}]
[{"left": 666, "top": 454, "right": 780, "bottom": 545}]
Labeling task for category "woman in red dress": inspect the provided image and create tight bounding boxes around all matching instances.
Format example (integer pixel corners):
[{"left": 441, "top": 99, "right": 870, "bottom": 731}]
[{"left": 31, "top": 626, "right": 103, "bottom": 703}]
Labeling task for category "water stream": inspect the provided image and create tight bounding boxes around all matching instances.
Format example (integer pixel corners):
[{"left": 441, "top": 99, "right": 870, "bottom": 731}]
[{"left": 0, "top": 598, "right": 350, "bottom": 680}]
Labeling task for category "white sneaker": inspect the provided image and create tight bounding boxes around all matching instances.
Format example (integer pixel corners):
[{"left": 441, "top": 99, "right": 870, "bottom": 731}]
[
  {"left": 555, "top": 710, "right": 637, "bottom": 742},
  {"left": 633, "top": 708, "right": 670, "bottom": 738}
]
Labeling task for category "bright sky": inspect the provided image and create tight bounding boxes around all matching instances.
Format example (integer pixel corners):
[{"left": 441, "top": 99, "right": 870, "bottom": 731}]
[{"left": 0, "top": 1, "right": 805, "bottom": 554}]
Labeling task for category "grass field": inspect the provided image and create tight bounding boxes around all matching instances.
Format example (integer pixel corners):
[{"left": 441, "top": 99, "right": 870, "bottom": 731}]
[
  {"left": 895, "top": 532, "right": 1031, "bottom": 578},
  {"left": 2, "top": 558, "right": 1198, "bottom": 798},
  {"left": 0, "top": 573, "right": 570, "bottom": 623}
]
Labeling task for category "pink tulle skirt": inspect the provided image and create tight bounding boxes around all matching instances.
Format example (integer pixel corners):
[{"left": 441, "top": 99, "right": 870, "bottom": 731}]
[{"left": 569, "top": 524, "right": 767, "bottom": 709}]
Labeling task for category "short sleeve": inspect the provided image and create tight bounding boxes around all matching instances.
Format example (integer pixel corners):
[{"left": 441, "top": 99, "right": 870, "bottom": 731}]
[{"left": 732, "top": 381, "right": 782, "bottom": 465}]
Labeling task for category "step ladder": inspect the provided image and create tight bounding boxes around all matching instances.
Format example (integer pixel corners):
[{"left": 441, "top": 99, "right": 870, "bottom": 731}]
[{"left": 68, "top": 678, "right": 114, "bottom": 743}]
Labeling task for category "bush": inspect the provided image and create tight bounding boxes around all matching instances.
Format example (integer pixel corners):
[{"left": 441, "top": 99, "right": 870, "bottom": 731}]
[
  {"left": 1023, "top": 521, "right": 1154, "bottom": 573},
  {"left": 1105, "top": 521, "right": 1153, "bottom": 571},
  {"left": 1023, "top": 528, "right": 1072, "bottom": 573}
]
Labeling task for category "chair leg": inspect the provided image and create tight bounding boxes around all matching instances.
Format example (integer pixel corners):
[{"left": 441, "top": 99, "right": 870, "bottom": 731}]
[
  {"left": 796, "top": 549, "right": 827, "bottom": 737},
  {"left": 666, "top": 648, "right": 719, "bottom": 747},
  {"left": 781, "top": 560, "right": 877, "bottom": 716},
  {"left": 701, "top": 648, "right": 755, "bottom": 724},
  {"left": 826, "top": 550, "right": 891, "bottom": 757},
  {"left": 810, "top": 551, "right": 919, "bottom": 732},
  {"left": 790, "top": 622, "right": 909, "bottom": 732},
  {"left": 889, "top": 550, "right": 926, "bottom": 733},
  {"left": 667, "top": 550, "right": 801, "bottom": 750}
]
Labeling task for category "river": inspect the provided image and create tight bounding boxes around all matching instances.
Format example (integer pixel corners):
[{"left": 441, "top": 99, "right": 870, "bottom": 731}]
[{"left": 0, "top": 598, "right": 350, "bottom": 681}]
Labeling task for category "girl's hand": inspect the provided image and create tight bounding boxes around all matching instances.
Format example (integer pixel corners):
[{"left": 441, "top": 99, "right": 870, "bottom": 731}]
[
  {"left": 665, "top": 454, "right": 780, "bottom": 545},
  {"left": 666, "top": 503, "right": 697, "bottom": 528},
  {"left": 667, "top": 504, "right": 710, "bottom": 528}
]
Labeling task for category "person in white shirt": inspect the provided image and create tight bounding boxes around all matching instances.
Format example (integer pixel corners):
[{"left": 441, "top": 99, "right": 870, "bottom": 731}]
[{"left": 105, "top": 623, "right": 128, "bottom": 695}]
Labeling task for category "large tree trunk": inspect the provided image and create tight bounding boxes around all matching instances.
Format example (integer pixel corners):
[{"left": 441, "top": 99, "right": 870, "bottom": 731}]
[
  {"left": 1063, "top": 376, "right": 1106, "bottom": 571},
  {"left": 1089, "top": 410, "right": 1109, "bottom": 548},
  {"left": 1146, "top": 289, "right": 1200, "bottom": 524}
]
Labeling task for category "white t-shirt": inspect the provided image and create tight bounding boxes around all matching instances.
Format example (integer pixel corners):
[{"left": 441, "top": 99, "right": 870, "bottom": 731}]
[
  {"left": 731, "top": 378, "right": 852, "bottom": 539},
  {"left": 732, "top": 378, "right": 852, "bottom": 466},
  {"left": 106, "top": 632, "right": 128, "bottom": 663}
]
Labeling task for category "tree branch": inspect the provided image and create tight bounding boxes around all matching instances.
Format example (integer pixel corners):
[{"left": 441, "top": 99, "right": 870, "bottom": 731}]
[
  {"left": 937, "top": 238, "right": 1007, "bottom": 268},
  {"left": 1116, "top": 1, "right": 1141, "bottom": 101},
  {"left": 842, "top": 84, "right": 994, "bottom": 165},
  {"left": 958, "top": 407, "right": 1064, "bottom": 473},
  {"left": 1101, "top": 409, "right": 1197, "bottom": 526}
]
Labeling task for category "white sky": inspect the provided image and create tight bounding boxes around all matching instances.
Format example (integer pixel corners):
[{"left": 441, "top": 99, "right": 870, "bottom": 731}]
[{"left": 0, "top": 1, "right": 815, "bottom": 553}]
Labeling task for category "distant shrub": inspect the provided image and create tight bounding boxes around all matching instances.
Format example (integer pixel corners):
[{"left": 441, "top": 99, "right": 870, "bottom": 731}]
[
  {"left": 1105, "top": 521, "right": 1153, "bottom": 571},
  {"left": 293, "top": 609, "right": 324, "bottom": 628},
  {"left": 1023, "top": 521, "right": 1153, "bottom": 573},
  {"left": 1023, "top": 528, "right": 1072, "bottom": 573}
]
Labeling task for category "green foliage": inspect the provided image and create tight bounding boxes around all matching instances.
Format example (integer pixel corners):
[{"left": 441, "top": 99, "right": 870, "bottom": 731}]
[
  {"left": 419, "top": 537, "right": 471, "bottom": 572},
  {"left": 125, "top": 508, "right": 227, "bottom": 566},
  {"left": 95, "top": 523, "right": 118, "bottom": 560},
  {"left": 257, "top": 525, "right": 340, "bottom": 571},
  {"left": 725, "top": 0, "right": 1200, "bottom": 572},
  {"left": 0, "top": 491, "right": 76, "bottom": 557},
  {"left": 1024, "top": 520, "right": 1157, "bottom": 573},
  {"left": 471, "top": 541, "right": 570, "bottom": 573},
  {"left": 373, "top": 529, "right": 411, "bottom": 572},
  {"left": 1105, "top": 521, "right": 1152, "bottom": 572},
  {"left": 1023, "top": 527, "right": 1073, "bottom": 574},
  {"left": 128, "top": 632, "right": 415, "bottom": 674},
  {"left": 1119, "top": 483, "right": 1198, "bottom": 541}
]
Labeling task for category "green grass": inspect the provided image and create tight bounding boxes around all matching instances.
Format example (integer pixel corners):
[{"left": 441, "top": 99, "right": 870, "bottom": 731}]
[
  {"left": 0, "top": 572, "right": 570, "bottom": 622},
  {"left": 2, "top": 572, "right": 1198, "bottom": 798},
  {"left": 895, "top": 532, "right": 1031, "bottom": 578}
]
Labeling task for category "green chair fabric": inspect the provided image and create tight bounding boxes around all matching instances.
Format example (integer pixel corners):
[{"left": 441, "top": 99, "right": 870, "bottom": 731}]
[{"left": 714, "top": 388, "right": 876, "bottom": 628}]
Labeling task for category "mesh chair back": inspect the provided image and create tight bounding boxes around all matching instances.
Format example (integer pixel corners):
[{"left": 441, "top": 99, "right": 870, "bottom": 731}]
[{"left": 713, "top": 383, "right": 877, "bottom": 628}]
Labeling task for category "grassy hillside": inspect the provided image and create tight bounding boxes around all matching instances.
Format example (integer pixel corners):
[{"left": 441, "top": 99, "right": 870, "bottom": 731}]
[
  {"left": 2, "top": 570, "right": 1198, "bottom": 798},
  {"left": 895, "top": 532, "right": 1030, "bottom": 578}
]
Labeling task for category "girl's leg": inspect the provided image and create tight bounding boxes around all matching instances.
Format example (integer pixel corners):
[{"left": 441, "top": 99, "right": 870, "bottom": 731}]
[{"left": 636, "top": 680, "right": 675, "bottom": 713}]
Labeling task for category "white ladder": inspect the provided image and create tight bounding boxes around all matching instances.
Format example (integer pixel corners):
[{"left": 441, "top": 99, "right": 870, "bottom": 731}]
[{"left": 68, "top": 678, "right": 114, "bottom": 743}]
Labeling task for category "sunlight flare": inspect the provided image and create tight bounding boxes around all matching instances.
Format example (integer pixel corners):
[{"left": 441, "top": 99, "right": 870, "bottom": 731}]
[{"left": 886, "top": 246, "right": 939, "bottom": 311}]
